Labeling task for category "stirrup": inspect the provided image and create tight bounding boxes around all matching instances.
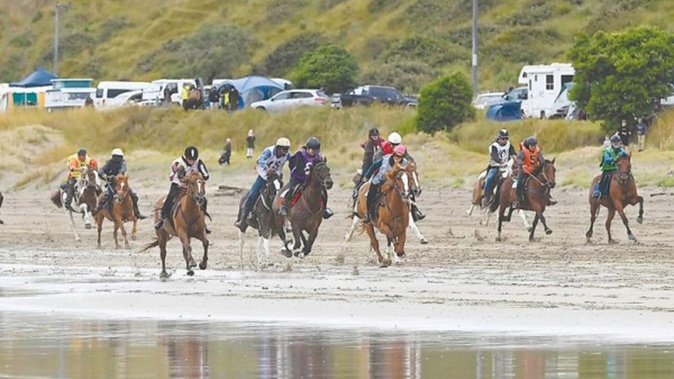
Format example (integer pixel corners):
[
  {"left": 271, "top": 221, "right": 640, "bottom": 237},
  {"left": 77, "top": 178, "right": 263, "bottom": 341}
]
[
  {"left": 154, "top": 219, "right": 165, "bottom": 230},
  {"left": 323, "top": 208, "right": 334, "bottom": 219}
]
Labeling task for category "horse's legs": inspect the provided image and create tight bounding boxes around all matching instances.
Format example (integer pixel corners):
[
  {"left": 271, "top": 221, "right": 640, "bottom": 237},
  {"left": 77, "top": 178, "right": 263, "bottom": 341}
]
[
  {"left": 197, "top": 234, "right": 209, "bottom": 270},
  {"left": 539, "top": 212, "right": 552, "bottom": 235},
  {"left": 615, "top": 204, "right": 636, "bottom": 242},
  {"left": 178, "top": 233, "right": 197, "bottom": 273},
  {"left": 81, "top": 204, "right": 92, "bottom": 229},
  {"left": 496, "top": 205, "right": 506, "bottom": 242},
  {"left": 301, "top": 227, "right": 320, "bottom": 257},
  {"left": 466, "top": 203, "right": 476, "bottom": 216},
  {"left": 407, "top": 211, "right": 428, "bottom": 244},
  {"left": 159, "top": 235, "right": 169, "bottom": 279},
  {"left": 116, "top": 216, "right": 130, "bottom": 249},
  {"left": 291, "top": 228, "right": 302, "bottom": 253},
  {"left": 66, "top": 207, "right": 81, "bottom": 242},
  {"left": 636, "top": 195, "right": 644, "bottom": 224},
  {"left": 605, "top": 207, "right": 616, "bottom": 243},
  {"left": 296, "top": 230, "right": 310, "bottom": 257},
  {"left": 518, "top": 210, "right": 531, "bottom": 232},
  {"left": 586, "top": 201, "right": 599, "bottom": 241},
  {"left": 238, "top": 230, "right": 246, "bottom": 267},
  {"left": 131, "top": 219, "right": 138, "bottom": 241},
  {"left": 96, "top": 215, "right": 104, "bottom": 248},
  {"left": 394, "top": 229, "right": 407, "bottom": 263},
  {"left": 345, "top": 214, "right": 360, "bottom": 242},
  {"left": 528, "top": 213, "right": 540, "bottom": 242},
  {"left": 256, "top": 236, "right": 264, "bottom": 266},
  {"left": 364, "top": 224, "right": 384, "bottom": 264}
]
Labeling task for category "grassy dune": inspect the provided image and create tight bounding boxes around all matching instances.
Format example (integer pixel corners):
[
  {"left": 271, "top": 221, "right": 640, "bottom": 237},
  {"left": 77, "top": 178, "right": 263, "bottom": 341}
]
[{"left": 1, "top": 107, "right": 673, "bottom": 191}]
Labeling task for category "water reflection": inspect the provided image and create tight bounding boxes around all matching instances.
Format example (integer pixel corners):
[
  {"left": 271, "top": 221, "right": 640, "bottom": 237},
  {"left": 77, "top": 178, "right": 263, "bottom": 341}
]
[{"left": 0, "top": 313, "right": 673, "bottom": 378}]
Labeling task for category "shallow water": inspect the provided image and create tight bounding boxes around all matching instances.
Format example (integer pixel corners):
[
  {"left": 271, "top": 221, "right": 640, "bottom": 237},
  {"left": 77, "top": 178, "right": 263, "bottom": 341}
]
[{"left": 1, "top": 312, "right": 673, "bottom": 379}]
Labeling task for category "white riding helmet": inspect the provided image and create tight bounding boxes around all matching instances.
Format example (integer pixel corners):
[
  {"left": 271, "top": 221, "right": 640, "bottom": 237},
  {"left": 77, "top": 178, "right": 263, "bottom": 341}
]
[
  {"left": 388, "top": 132, "right": 402, "bottom": 144},
  {"left": 275, "top": 137, "right": 291, "bottom": 148},
  {"left": 111, "top": 148, "right": 124, "bottom": 157}
]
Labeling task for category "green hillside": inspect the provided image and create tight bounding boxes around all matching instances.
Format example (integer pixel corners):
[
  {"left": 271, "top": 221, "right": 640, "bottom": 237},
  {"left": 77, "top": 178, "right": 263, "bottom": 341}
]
[{"left": 2, "top": 0, "right": 673, "bottom": 93}]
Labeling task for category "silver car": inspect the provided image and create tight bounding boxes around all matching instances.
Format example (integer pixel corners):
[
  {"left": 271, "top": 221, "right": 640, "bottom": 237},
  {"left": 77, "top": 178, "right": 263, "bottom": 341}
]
[{"left": 250, "top": 89, "right": 329, "bottom": 113}]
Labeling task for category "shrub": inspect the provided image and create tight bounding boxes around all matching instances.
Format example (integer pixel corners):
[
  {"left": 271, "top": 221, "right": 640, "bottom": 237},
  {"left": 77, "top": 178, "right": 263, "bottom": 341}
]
[
  {"left": 292, "top": 45, "right": 358, "bottom": 94},
  {"left": 416, "top": 72, "right": 475, "bottom": 134}
]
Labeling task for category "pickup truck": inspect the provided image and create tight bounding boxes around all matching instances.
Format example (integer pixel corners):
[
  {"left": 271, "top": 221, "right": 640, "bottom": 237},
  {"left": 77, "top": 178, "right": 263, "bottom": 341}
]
[{"left": 336, "top": 85, "right": 417, "bottom": 108}]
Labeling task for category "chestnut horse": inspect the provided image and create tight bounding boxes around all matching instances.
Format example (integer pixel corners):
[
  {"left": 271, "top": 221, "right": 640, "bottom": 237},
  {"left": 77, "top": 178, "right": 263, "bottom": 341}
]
[
  {"left": 585, "top": 154, "right": 643, "bottom": 243},
  {"left": 94, "top": 174, "right": 138, "bottom": 249},
  {"left": 274, "top": 159, "right": 333, "bottom": 258},
  {"left": 142, "top": 172, "right": 209, "bottom": 278},
  {"left": 50, "top": 166, "right": 101, "bottom": 242},
  {"left": 354, "top": 163, "right": 414, "bottom": 267},
  {"left": 496, "top": 159, "right": 556, "bottom": 242},
  {"left": 235, "top": 171, "right": 287, "bottom": 267}
]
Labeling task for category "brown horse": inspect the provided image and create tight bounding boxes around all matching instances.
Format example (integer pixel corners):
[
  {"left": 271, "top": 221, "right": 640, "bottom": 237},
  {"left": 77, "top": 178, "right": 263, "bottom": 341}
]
[
  {"left": 50, "top": 166, "right": 101, "bottom": 242},
  {"left": 142, "top": 172, "right": 209, "bottom": 278},
  {"left": 235, "top": 171, "right": 287, "bottom": 267},
  {"left": 274, "top": 159, "right": 333, "bottom": 257},
  {"left": 94, "top": 174, "right": 138, "bottom": 249},
  {"left": 355, "top": 163, "right": 414, "bottom": 266},
  {"left": 496, "top": 159, "right": 557, "bottom": 242},
  {"left": 585, "top": 154, "right": 643, "bottom": 243}
]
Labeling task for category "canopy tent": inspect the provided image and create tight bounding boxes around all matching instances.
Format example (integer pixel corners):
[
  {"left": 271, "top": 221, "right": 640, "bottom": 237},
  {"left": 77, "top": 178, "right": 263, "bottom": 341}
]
[
  {"left": 10, "top": 67, "right": 58, "bottom": 88},
  {"left": 216, "top": 76, "right": 284, "bottom": 109},
  {"left": 486, "top": 101, "right": 522, "bottom": 122}
]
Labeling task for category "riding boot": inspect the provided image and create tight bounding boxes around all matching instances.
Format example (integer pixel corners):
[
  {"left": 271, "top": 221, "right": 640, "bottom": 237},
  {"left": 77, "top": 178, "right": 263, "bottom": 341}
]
[
  {"left": 412, "top": 203, "right": 426, "bottom": 221},
  {"left": 93, "top": 193, "right": 108, "bottom": 215},
  {"left": 363, "top": 184, "right": 378, "bottom": 223},
  {"left": 64, "top": 179, "right": 76, "bottom": 211},
  {"left": 131, "top": 192, "right": 147, "bottom": 220},
  {"left": 279, "top": 190, "right": 292, "bottom": 216},
  {"left": 323, "top": 208, "right": 334, "bottom": 219}
]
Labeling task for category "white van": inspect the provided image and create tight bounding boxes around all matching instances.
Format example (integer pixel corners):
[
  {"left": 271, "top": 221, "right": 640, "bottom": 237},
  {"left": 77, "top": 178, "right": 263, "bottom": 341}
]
[
  {"left": 141, "top": 79, "right": 197, "bottom": 107},
  {"left": 517, "top": 63, "right": 574, "bottom": 118},
  {"left": 95, "top": 81, "right": 150, "bottom": 108}
]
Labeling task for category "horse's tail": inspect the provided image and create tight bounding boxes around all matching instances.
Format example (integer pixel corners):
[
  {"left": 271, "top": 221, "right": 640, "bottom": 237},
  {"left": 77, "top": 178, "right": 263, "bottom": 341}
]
[
  {"left": 50, "top": 190, "right": 63, "bottom": 208},
  {"left": 139, "top": 239, "right": 160, "bottom": 253}
]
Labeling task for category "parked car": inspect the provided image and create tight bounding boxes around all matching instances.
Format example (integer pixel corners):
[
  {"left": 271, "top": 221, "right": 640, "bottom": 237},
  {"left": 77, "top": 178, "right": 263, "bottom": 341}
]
[
  {"left": 472, "top": 92, "right": 504, "bottom": 110},
  {"left": 338, "top": 85, "right": 417, "bottom": 108},
  {"left": 101, "top": 89, "right": 144, "bottom": 109},
  {"left": 250, "top": 89, "right": 329, "bottom": 113}
]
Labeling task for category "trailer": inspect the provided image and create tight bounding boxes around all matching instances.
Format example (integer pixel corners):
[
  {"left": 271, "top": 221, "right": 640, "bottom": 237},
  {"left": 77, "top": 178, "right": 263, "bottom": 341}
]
[{"left": 518, "top": 63, "right": 574, "bottom": 119}]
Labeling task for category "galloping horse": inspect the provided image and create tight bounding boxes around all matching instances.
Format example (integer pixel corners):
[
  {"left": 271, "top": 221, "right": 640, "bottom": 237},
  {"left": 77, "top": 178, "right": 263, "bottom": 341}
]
[
  {"left": 142, "top": 172, "right": 209, "bottom": 278},
  {"left": 50, "top": 166, "right": 101, "bottom": 242},
  {"left": 354, "top": 163, "right": 413, "bottom": 266},
  {"left": 346, "top": 162, "right": 427, "bottom": 244},
  {"left": 274, "top": 159, "right": 333, "bottom": 257},
  {"left": 585, "top": 154, "right": 643, "bottom": 243},
  {"left": 466, "top": 159, "right": 531, "bottom": 231},
  {"left": 235, "top": 171, "right": 287, "bottom": 267},
  {"left": 496, "top": 159, "right": 557, "bottom": 242},
  {"left": 94, "top": 174, "right": 138, "bottom": 249}
]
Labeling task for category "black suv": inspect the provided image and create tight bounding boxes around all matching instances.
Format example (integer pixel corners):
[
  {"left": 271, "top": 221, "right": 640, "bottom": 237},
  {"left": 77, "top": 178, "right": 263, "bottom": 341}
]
[{"left": 337, "top": 85, "right": 417, "bottom": 108}]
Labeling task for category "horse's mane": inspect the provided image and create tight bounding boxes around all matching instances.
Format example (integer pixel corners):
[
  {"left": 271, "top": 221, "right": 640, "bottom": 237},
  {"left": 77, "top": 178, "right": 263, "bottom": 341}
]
[{"left": 531, "top": 159, "right": 553, "bottom": 176}]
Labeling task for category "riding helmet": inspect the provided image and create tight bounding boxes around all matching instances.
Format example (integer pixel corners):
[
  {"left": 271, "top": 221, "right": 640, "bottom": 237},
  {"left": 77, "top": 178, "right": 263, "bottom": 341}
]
[
  {"left": 306, "top": 137, "right": 321, "bottom": 151},
  {"left": 525, "top": 137, "right": 538, "bottom": 146},
  {"left": 368, "top": 128, "right": 380, "bottom": 137},
  {"left": 498, "top": 129, "right": 509, "bottom": 139},
  {"left": 111, "top": 148, "right": 124, "bottom": 157},
  {"left": 610, "top": 135, "right": 621, "bottom": 143},
  {"left": 184, "top": 146, "right": 199, "bottom": 160},
  {"left": 393, "top": 144, "right": 407, "bottom": 156},
  {"left": 275, "top": 137, "right": 291, "bottom": 148},
  {"left": 388, "top": 132, "right": 402, "bottom": 144},
  {"left": 77, "top": 148, "right": 87, "bottom": 156}
]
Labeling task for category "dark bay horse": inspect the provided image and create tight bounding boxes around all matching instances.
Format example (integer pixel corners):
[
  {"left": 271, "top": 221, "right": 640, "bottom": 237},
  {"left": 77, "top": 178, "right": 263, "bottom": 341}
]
[
  {"left": 50, "top": 166, "right": 101, "bottom": 242},
  {"left": 354, "top": 163, "right": 414, "bottom": 266},
  {"left": 274, "top": 159, "right": 333, "bottom": 258},
  {"left": 142, "top": 172, "right": 209, "bottom": 278},
  {"left": 496, "top": 159, "right": 556, "bottom": 242},
  {"left": 95, "top": 174, "right": 138, "bottom": 249},
  {"left": 585, "top": 154, "right": 643, "bottom": 243},
  {"left": 235, "top": 171, "right": 287, "bottom": 267}
]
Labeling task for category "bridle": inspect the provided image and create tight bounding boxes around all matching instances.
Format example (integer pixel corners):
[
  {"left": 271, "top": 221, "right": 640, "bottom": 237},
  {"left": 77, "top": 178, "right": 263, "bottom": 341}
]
[{"left": 186, "top": 174, "right": 206, "bottom": 206}]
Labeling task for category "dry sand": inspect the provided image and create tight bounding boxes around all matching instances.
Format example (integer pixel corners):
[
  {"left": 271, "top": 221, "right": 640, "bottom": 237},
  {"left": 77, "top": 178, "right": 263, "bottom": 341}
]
[{"left": 1, "top": 165, "right": 673, "bottom": 342}]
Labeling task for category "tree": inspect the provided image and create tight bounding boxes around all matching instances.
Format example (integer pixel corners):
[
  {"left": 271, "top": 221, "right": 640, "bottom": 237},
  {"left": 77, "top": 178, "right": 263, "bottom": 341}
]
[
  {"left": 292, "top": 45, "right": 358, "bottom": 94},
  {"left": 415, "top": 72, "right": 475, "bottom": 134},
  {"left": 569, "top": 27, "right": 674, "bottom": 129}
]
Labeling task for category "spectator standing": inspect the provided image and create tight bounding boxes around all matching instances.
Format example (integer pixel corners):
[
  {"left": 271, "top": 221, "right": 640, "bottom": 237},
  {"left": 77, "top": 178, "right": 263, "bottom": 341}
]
[
  {"left": 246, "top": 129, "right": 256, "bottom": 159},
  {"left": 219, "top": 138, "right": 232, "bottom": 165},
  {"left": 617, "top": 119, "right": 632, "bottom": 149},
  {"left": 602, "top": 134, "right": 611, "bottom": 149},
  {"left": 208, "top": 88, "right": 220, "bottom": 110},
  {"left": 228, "top": 86, "right": 240, "bottom": 113},
  {"left": 635, "top": 117, "right": 647, "bottom": 152}
]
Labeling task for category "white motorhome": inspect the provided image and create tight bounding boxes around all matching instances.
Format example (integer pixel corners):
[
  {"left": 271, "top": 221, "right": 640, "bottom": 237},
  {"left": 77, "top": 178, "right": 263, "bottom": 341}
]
[
  {"left": 94, "top": 81, "right": 149, "bottom": 108},
  {"left": 141, "top": 79, "right": 197, "bottom": 106},
  {"left": 518, "top": 63, "right": 574, "bottom": 118}
]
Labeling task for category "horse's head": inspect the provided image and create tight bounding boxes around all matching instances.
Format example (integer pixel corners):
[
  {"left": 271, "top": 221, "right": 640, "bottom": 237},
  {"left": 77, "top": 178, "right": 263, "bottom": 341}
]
[
  {"left": 84, "top": 167, "right": 99, "bottom": 188},
  {"left": 185, "top": 171, "right": 206, "bottom": 206},
  {"left": 263, "top": 170, "right": 282, "bottom": 199},
  {"left": 541, "top": 158, "right": 557, "bottom": 189},
  {"left": 406, "top": 161, "right": 422, "bottom": 197},
  {"left": 385, "top": 163, "right": 413, "bottom": 199},
  {"left": 616, "top": 153, "right": 632, "bottom": 184},
  {"left": 113, "top": 174, "right": 130, "bottom": 203},
  {"left": 310, "top": 158, "right": 333, "bottom": 190}
]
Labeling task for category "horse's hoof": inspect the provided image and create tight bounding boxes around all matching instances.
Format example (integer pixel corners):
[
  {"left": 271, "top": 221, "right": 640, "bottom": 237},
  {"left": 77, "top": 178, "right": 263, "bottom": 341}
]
[
  {"left": 188, "top": 259, "right": 197, "bottom": 269},
  {"left": 187, "top": 269, "right": 194, "bottom": 276},
  {"left": 131, "top": 235, "right": 137, "bottom": 241},
  {"left": 608, "top": 239, "right": 619, "bottom": 245},
  {"left": 379, "top": 260, "right": 391, "bottom": 268},
  {"left": 628, "top": 234, "right": 637, "bottom": 242},
  {"left": 420, "top": 238, "right": 429, "bottom": 245},
  {"left": 280, "top": 248, "right": 293, "bottom": 258},
  {"left": 160, "top": 271, "right": 169, "bottom": 279},
  {"left": 636, "top": 217, "right": 643, "bottom": 225},
  {"left": 545, "top": 229, "right": 552, "bottom": 235},
  {"left": 527, "top": 227, "right": 533, "bottom": 232},
  {"left": 199, "top": 262, "right": 207, "bottom": 270},
  {"left": 495, "top": 237, "right": 501, "bottom": 242},
  {"left": 85, "top": 224, "right": 92, "bottom": 230}
]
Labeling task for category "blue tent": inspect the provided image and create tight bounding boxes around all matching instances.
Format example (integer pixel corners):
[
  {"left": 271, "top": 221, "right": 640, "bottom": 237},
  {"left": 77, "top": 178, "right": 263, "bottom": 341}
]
[
  {"left": 218, "top": 76, "right": 284, "bottom": 109},
  {"left": 10, "top": 67, "right": 58, "bottom": 88},
  {"left": 486, "top": 101, "right": 522, "bottom": 122}
]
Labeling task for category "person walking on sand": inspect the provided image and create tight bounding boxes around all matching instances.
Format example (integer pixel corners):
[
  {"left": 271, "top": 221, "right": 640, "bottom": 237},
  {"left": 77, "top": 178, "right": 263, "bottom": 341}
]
[
  {"left": 617, "top": 119, "right": 631, "bottom": 150},
  {"left": 636, "top": 117, "right": 647, "bottom": 152},
  {"left": 246, "top": 130, "right": 256, "bottom": 159}
]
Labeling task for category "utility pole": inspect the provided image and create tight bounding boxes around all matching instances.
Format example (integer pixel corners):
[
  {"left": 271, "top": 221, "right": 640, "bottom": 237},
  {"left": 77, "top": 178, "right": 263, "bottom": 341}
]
[
  {"left": 471, "top": 0, "right": 478, "bottom": 96},
  {"left": 54, "top": 2, "right": 62, "bottom": 76}
]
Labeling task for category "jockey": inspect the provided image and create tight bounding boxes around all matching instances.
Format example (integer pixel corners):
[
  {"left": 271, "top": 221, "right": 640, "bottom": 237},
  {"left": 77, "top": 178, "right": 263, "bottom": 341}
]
[
  {"left": 361, "top": 128, "right": 385, "bottom": 176},
  {"left": 514, "top": 137, "right": 544, "bottom": 208},
  {"left": 483, "top": 129, "right": 517, "bottom": 205},
  {"left": 64, "top": 148, "right": 99, "bottom": 212},
  {"left": 363, "top": 144, "right": 408, "bottom": 223},
  {"left": 594, "top": 134, "right": 628, "bottom": 198},
  {"left": 154, "top": 146, "right": 210, "bottom": 232},
  {"left": 235, "top": 137, "right": 291, "bottom": 228},
  {"left": 93, "top": 148, "right": 147, "bottom": 220},
  {"left": 365, "top": 132, "right": 425, "bottom": 220},
  {"left": 279, "top": 137, "right": 333, "bottom": 219}
]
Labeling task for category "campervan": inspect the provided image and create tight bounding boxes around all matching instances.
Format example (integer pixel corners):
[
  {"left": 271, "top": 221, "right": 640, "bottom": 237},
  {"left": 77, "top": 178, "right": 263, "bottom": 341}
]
[
  {"left": 95, "top": 81, "right": 149, "bottom": 108},
  {"left": 141, "top": 79, "right": 197, "bottom": 106},
  {"left": 45, "top": 78, "right": 96, "bottom": 111},
  {"left": 517, "top": 63, "right": 574, "bottom": 119}
]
